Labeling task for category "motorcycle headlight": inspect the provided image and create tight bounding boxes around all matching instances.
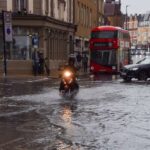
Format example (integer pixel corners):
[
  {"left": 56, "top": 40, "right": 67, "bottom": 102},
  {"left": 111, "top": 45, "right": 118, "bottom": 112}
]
[
  {"left": 63, "top": 71, "right": 72, "bottom": 78},
  {"left": 131, "top": 67, "right": 139, "bottom": 71}
]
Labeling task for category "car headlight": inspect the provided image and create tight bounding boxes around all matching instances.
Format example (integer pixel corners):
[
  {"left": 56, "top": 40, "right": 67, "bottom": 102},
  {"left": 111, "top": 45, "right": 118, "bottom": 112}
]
[
  {"left": 131, "top": 67, "right": 139, "bottom": 71},
  {"left": 91, "top": 66, "right": 94, "bottom": 70},
  {"left": 112, "top": 66, "right": 116, "bottom": 70}
]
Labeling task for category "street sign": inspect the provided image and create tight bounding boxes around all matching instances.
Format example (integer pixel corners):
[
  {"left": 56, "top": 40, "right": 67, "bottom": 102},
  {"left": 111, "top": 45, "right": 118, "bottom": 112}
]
[
  {"left": 2, "top": 11, "right": 13, "bottom": 76},
  {"left": 32, "top": 35, "right": 39, "bottom": 48},
  {"left": 3, "top": 11, "right": 12, "bottom": 42}
]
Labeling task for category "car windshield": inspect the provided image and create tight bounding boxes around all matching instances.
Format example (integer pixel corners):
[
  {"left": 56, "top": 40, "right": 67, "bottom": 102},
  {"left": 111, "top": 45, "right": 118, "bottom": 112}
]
[{"left": 137, "top": 57, "right": 150, "bottom": 64}]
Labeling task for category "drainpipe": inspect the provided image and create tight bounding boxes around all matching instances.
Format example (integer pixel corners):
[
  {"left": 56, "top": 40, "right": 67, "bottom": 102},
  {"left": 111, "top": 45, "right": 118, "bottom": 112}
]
[
  {"left": 73, "top": 0, "right": 75, "bottom": 24},
  {"left": 73, "top": 0, "right": 76, "bottom": 54},
  {"left": 97, "top": 0, "right": 99, "bottom": 26}
]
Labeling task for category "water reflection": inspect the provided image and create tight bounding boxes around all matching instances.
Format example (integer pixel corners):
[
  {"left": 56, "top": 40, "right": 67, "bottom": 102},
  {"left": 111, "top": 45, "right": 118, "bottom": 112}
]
[
  {"left": 90, "top": 74, "right": 119, "bottom": 81},
  {"left": 62, "top": 104, "right": 72, "bottom": 126},
  {"left": 57, "top": 101, "right": 79, "bottom": 149},
  {"left": 60, "top": 101, "right": 77, "bottom": 127}
]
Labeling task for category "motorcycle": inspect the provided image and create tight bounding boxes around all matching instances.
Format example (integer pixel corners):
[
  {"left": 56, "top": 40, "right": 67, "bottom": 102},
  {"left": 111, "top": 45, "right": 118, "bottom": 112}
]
[{"left": 59, "top": 69, "right": 79, "bottom": 98}]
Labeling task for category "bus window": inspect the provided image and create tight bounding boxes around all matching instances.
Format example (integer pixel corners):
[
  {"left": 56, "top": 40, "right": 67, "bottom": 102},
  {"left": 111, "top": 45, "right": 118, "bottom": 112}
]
[
  {"left": 102, "top": 51, "right": 110, "bottom": 64},
  {"left": 91, "top": 31, "right": 117, "bottom": 39},
  {"left": 91, "top": 50, "right": 116, "bottom": 66},
  {"left": 110, "top": 51, "right": 116, "bottom": 65}
]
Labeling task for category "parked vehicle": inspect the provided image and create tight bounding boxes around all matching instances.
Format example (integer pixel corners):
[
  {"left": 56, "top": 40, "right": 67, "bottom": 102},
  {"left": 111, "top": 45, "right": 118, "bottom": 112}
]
[{"left": 120, "top": 57, "right": 150, "bottom": 82}]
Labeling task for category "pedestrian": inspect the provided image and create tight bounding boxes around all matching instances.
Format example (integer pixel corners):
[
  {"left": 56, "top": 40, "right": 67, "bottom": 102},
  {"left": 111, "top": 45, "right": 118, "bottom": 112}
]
[
  {"left": 38, "top": 52, "right": 44, "bottom": 74},
  {"left": 32, "top": 49, "right": 39, "bottom": 76},
  {"left": 44, "top": 57, "right": 50, "bottom": 76},
  {"left": 82, "top": 54, "right": 88, "bottom": 72},
  {"left": 76, "top": 52, "right": 82, "bottom": 70}
]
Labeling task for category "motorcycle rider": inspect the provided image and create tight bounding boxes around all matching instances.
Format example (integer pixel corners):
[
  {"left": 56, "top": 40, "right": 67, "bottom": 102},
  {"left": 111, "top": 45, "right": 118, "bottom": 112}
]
[{"left": 59, "top": 57, "right": 79, "bottom": 92}]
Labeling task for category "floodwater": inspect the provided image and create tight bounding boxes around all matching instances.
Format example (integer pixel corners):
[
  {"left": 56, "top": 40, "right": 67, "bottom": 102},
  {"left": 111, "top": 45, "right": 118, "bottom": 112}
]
[{"left": 0, "top": 75, "right": 150, "bottom": 149}]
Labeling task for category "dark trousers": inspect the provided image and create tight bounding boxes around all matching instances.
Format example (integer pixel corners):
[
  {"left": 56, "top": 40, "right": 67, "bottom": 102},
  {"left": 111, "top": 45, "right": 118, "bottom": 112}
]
[
  {"left": 83, "top": 63, "right": 87, "bottom": 72},
  {"left": 33, "top": 62, "right": 39, "bottom": 76}
]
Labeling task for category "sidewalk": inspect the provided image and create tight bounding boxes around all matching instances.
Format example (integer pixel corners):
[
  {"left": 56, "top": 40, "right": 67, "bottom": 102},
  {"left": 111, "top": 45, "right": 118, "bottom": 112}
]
[{"left": 0, "top": 69, "right": 89, "bottom": 83}]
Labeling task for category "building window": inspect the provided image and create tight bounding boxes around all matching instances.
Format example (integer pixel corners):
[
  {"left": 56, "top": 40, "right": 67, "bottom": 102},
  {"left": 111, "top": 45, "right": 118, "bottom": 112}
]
[
  {"left": 79, "top": 3, "right": 81, "bottom": 23},
  {"left": 9, "top": 27, "right": 40, "bottom": 60},
  {"left": 13, "top": 0, "right": 28, "bottom": 12},
  {"left": 68, "top": 0, "right": 72, "bottom": 22},
  {"left": 58, "top": 0, "right": 66, "bottom": 21},
  {"left": 90, "top": 9, "right": 92, "bottom": 27},
  {"left": 51, "top": 0, "right": 54, "bottom": 17},
  {"left": 33, "top": 0, "right": 42, "bottom": 15},
  {"left": 81, "top": 5, "right": 84, "bottom": 25},
  {"left": 75, "top": 39, "right": 82, "bottom": 49},
  {"left": 45, "top": 0, "right": 49, "bottom": 15},
  {"left": 12, "top": 36, "right": 31, "bottom": 60},
  {"left": 77, "top": 2, "right": 80, "bottom": 23}
]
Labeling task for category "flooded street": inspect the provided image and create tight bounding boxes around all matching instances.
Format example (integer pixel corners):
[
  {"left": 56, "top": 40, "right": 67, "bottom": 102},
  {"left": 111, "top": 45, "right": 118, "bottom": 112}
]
[{"left": 0, "top": 73, "right": 150, "bottom": 149}]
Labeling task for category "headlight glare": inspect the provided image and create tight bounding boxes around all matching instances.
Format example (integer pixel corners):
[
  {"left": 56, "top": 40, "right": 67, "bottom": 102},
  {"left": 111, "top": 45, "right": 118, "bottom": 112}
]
[
  {"left": 131, "top": 67, "right": 139, "bottom": 71},
  {"left": 63, "top": 71, "right": 72, "bottom": 77}
]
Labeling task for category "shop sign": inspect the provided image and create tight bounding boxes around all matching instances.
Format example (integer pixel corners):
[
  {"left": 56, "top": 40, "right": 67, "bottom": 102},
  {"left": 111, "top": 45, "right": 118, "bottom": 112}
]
[
  {"left": 32, "top": 36, "right": 39, "bottom": 48},
  {"left": 3, "top": 11, "right": 12, "bottom": 42}
]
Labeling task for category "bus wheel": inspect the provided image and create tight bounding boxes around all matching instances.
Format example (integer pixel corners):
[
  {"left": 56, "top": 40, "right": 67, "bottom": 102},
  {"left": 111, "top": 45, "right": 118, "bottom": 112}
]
[
  {"left": 123, "top": 77, "right": 131, "bottom": 82},
  {"left": 138, "top": 71, "right": 148, "bottom": 81}
]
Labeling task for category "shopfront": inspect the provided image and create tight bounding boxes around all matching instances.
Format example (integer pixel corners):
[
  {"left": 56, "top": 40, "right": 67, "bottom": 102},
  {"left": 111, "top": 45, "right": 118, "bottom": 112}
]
[{"left": 0, "top": 14, "right": 75, "bottom": 76}]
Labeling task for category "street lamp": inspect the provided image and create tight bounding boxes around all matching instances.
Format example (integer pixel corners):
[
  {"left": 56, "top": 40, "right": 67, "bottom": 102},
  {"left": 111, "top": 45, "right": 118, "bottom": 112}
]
[{"left": 126, "top": 5, "right": 129, "bottom": 30}]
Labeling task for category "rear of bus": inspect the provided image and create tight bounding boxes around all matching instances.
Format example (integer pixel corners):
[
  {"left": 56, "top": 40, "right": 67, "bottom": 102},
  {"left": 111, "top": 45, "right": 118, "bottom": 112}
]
[{"left": 89, "top": 26, "right": 129, "bottom": 74}]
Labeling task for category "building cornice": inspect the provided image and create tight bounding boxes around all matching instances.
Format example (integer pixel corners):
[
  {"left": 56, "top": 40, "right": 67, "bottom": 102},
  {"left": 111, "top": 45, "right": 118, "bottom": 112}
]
[{"left": 0, "top": 13, "right": 76, "bottom": 31}]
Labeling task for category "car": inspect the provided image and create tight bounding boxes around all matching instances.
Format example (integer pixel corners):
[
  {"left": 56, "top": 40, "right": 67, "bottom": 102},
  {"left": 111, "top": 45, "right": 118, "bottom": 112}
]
[{"left": 120, "top": 57, "right": 150, "bottom": 82}]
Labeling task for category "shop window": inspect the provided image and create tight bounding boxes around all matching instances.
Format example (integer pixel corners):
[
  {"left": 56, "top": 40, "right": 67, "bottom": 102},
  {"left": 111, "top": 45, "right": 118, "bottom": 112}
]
[
  {"left": 84, "top": 41, "right": 89, "bottom": 48},
  {"left": 12, "top": 36, "right": 31, "bottom": 60},
  {"left": 75, "top": 39, "right": 81, "bottom": 48}
]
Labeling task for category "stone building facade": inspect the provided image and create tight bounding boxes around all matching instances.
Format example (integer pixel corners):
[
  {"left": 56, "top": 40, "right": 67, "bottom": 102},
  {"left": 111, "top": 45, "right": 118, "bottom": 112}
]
[
  {"left": 74, "top": 0, "right": 104, "bottom": 55},
  {"left": 137, "top": 13, "right": 150, "bottom": 49},
  {"left": 0, "top": 0, "right": 75, "bottom": 75},
  {"left": 104, "top": 0, "right": 123, "bottom": 27},
  {"left": 124, "top": 13, "right": 150, "bottom": 49},
  {"left": 124, "top": 14, "right": 139, "bottom": 48}
]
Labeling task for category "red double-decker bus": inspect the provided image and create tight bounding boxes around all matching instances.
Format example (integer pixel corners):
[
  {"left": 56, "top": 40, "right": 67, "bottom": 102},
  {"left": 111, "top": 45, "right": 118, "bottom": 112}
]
[{"left": 89, "top": 26, "right": 131, "bottom": 74}]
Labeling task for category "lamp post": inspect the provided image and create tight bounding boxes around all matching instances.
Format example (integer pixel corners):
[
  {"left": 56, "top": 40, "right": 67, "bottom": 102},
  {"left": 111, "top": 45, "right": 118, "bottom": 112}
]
[{"left": 126, "top": 5, "right": 129, "bottom": 30}]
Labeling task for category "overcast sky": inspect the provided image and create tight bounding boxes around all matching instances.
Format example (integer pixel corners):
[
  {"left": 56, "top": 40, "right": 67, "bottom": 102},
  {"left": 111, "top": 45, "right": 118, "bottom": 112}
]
[{"left": 121, "top": 0, "right": 150, "bottom": 15}]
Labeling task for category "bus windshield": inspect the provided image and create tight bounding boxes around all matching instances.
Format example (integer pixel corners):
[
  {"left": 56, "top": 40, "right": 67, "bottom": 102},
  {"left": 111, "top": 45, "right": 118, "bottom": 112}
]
[
  {"left": 91, "top": 31, "right": 117, "bottom": 39},
  {"left": 91, "top": 50, "right": 116, "bottom": 66}
]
